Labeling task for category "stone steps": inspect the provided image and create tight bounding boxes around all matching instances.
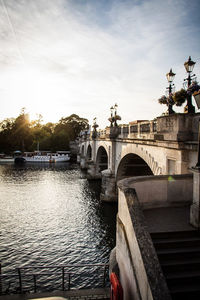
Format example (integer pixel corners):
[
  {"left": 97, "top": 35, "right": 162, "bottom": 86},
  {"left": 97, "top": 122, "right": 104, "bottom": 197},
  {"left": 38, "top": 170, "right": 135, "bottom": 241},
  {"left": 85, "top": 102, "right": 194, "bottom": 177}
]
[{"left": 151, "top": 230, "right": 200, "bottom": 300}]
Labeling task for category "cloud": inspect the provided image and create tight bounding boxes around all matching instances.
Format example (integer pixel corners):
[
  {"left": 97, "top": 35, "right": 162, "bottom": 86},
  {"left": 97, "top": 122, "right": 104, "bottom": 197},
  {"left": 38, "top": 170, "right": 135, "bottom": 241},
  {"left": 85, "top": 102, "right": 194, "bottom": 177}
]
[{"left": 0, "top": 0, "right": 200, "bottom": 127}]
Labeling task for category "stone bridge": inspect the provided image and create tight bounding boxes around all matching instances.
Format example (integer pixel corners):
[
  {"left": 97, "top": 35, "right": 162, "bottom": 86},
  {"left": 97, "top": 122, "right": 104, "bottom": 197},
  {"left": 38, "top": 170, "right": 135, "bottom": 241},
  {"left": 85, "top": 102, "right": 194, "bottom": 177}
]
[{"left": 78, "top": 113, "right": 200, "bottom": 201}]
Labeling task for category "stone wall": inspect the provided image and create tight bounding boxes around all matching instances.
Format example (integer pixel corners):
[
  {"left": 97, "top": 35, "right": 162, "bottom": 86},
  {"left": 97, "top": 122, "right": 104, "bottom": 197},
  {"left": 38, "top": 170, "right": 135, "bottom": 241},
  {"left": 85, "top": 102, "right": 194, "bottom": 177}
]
[
  {"left": 116, "top": 174, "right": 193, "bottom": 299},
  {"left": 116, "top": 187, "right": 171, "bottom": 300},
  {"left": 118, "top": 174, "right": 193, "bottom": 209}
]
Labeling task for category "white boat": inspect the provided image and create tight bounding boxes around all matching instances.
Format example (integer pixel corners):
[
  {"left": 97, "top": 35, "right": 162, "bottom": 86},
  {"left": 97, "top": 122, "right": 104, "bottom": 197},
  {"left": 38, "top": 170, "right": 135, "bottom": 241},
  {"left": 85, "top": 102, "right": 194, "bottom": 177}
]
[
  {"left": 0, "top": 157, "right": 14, "bottom": 163},
  {"left": 14, "top": 151, "right": 70, "bottom": 163}
]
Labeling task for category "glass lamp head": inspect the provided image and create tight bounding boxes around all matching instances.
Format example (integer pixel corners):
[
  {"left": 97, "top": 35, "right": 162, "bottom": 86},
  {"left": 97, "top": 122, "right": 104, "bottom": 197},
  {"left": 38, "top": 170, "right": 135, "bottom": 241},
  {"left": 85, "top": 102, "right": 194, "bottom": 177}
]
[
  {"left": 166, "top": 68, "right": 176, "bottom": 83},
  {"left": 184, "top": 56, "right": 196, "bottom": 73}
]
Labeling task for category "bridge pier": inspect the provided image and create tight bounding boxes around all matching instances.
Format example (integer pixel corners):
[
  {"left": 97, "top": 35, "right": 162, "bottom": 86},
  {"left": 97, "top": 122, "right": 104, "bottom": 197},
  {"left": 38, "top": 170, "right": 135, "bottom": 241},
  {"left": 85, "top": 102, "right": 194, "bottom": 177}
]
[
  {"left": 87, "top": 160, "right": 102, "bottom": 180},
  {"left": 77, "top": 154, "right": 81, "bottom": 163},
  {"left": 190, "top": 168, "right": 200, "bottom": 228},
  {"left": 100, "top": 169, "right": 117, "bottom": 202},
  {"left": 80, "top": 156, "right": 88, "bottom": 169}
]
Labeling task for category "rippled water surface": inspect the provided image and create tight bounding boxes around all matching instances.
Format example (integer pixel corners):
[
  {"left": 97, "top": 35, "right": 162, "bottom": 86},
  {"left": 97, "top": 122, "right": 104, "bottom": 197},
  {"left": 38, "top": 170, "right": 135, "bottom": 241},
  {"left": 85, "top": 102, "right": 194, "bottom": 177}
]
[{"left": 0, "top": 163, "right": 117, "bottom": 292}]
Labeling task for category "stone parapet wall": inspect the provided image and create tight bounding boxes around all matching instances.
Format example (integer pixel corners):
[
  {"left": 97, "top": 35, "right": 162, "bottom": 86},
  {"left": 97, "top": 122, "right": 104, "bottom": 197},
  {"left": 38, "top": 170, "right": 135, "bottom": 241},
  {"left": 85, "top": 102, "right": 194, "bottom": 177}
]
[
  {"left": 116, "top": 174, "right": 194, "bottom": 299},
  {"left": 118, "top": 174, "right": 193, "bottom": 209},
  {"left": 79, "top": 113, "right": 200, "bottom": 143},
  {"left": 116, "top": 186, "right": 171, "bottom": 300},
  {"left": 156, "top": 113, "right": 200, "bottom": 141}
]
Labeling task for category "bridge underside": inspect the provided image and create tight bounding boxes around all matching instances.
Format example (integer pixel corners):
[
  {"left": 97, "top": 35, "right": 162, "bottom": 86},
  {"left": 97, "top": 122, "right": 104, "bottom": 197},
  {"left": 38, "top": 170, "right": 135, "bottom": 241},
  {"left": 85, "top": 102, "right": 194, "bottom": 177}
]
[
  {"left": 87, "top": 144, "right": 92, "bottom": 160},
  {"left": 117, "top": 153, "right": 153, "bottom": 182},
  {"left": 96, "top": 146, "right": 108, "bottom": 173}
]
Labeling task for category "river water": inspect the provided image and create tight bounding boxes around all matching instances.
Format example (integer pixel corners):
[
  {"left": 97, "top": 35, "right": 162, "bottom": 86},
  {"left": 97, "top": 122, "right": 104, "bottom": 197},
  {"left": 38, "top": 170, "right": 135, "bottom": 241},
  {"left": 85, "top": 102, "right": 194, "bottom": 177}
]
[{"left": 0, "top": 162, "right": 117, "bottom": 293}]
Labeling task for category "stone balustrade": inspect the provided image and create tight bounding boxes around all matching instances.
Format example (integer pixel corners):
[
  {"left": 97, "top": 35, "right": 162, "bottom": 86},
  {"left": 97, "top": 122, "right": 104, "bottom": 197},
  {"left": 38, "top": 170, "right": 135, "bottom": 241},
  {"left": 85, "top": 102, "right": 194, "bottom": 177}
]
[
  {"left": 118, "top": 120, "right": 157, "bottom": 140},
  {"left": 79, "top": 113, "right": 200, "bottom": 143}
]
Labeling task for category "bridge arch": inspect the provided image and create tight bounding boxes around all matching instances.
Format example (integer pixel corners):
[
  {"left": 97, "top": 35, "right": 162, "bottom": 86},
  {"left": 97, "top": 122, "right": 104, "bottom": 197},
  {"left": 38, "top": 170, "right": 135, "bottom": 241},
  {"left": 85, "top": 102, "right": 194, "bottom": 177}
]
[
  {"left": 96, "top": 146, "right": 108, "bottom": 173},
  {"left": 86, "top": 144, "right": 92, "bottom": 160},
  {"left": 116, "top": 153, "right": 154, "bottom": 182}
]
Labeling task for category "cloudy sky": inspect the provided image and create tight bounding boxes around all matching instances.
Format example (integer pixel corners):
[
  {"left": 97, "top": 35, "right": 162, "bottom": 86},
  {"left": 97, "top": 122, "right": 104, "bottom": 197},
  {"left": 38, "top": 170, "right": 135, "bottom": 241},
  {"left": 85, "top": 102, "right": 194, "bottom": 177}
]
[{"left": 0, "top": 0, "right": 200, "bottom": 128}]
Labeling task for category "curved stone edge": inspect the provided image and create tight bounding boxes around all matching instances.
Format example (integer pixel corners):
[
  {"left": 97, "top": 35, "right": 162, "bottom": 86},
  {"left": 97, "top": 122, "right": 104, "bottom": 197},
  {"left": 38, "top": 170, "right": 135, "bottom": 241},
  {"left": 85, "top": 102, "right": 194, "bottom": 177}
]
[
  {"left": 109, "top": 247, "right": 119, "bottom": 277},
  {"left": 118, "top": 185, "right": 172, "bottom": 300}
]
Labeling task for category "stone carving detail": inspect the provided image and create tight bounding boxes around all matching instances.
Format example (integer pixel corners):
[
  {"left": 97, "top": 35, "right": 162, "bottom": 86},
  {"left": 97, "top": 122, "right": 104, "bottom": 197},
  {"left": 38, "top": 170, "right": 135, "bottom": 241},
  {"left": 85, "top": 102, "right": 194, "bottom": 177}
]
[{"left": 165, "top": 118, "right": 174, "bottom": 132}]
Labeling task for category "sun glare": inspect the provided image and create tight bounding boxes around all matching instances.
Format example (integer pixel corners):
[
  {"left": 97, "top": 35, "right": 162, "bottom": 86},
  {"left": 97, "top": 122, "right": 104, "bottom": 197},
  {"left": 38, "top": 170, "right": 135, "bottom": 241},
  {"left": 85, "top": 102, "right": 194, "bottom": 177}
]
[{"left": 8, "top": 67, "right": 63, "bottom": 123}]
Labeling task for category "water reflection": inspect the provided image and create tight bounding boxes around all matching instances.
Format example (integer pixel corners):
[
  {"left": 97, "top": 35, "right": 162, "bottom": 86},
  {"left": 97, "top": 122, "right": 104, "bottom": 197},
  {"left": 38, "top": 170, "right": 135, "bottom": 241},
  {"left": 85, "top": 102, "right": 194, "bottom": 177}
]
[{"left": 0, "top": 163, "right": 117, "bottom": 291}]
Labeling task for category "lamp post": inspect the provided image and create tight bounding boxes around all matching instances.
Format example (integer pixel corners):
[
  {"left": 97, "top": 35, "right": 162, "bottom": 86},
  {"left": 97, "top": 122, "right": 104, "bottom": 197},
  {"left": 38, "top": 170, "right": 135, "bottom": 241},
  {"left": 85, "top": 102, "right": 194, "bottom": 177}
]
[
  {"left": 184, "top": 56, "right": 196, "bottom": 113},
  {"left": 114, "top": 103, "right": 118, "bottom": 127},
  {"left": 166, "top": 68, "right": 176, "bottom": 114},
  {"left": 109, "top": 106, "right": 114, "bottom": 127},
  {"left": 92, "top": 117, "right": 99, "bottom": 139}
]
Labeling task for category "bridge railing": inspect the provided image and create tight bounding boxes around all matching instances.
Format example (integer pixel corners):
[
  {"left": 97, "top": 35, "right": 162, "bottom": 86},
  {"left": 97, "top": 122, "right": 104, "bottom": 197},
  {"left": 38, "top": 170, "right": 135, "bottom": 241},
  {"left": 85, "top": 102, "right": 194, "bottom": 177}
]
[
  {"left": 94, "top": 121, "right": 157, "bottom": 140},
  {"left": 79, "top": 120, "right": 157, "bottom": 142},
  {"left": 118, "top": 120, "right": 157, "bottom": 139},
  {"left": 79, "top": 113, "right": 200, "bottom": 143}
]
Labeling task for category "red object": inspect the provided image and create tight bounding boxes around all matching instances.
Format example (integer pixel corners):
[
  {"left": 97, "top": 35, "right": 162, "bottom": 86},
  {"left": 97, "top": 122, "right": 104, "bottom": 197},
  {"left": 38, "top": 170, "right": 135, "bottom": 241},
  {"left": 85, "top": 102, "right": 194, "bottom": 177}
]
[{"left": 110, "top": 272, "right": 123, "bottom": 300}]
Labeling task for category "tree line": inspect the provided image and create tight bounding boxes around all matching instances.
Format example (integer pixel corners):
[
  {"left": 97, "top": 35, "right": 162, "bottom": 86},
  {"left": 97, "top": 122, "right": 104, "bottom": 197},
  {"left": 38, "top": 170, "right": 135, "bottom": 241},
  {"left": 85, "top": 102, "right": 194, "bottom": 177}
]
[{"left": 0, "top": 109, "right": 89, "bottom": 154}]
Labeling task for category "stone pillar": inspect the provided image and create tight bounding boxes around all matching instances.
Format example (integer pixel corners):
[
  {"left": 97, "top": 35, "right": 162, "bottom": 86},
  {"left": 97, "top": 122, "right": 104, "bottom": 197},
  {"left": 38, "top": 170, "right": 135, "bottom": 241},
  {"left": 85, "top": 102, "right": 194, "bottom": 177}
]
[
  {"left": 100, "top": 127, "right": 119, "bottom": 202},
  {"left": 92, "top": 139, "right": 97, "bottom": 162},
  {"left": 111, "top": 140, "right": 116, "bottom": 174},
  {"left": 80, "top": 156, "right": 88, "bottom": 169},
  {"left": 87, "top": 160, "right": 101, "bottom": 180},
  {"left": 100, "top": 169, "right": 117, "bottom": 202},
  {"left": 190, "top": 168, "right": 200, "bottom": 228},
  {"left": 77, "top": 154, "right": 81, "bottom": 163}
]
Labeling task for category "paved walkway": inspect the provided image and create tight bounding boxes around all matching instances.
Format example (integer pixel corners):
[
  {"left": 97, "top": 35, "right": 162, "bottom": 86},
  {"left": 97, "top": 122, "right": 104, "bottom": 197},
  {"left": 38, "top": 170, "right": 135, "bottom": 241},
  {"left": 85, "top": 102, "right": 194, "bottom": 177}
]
[{"left": 143, "top": 206, "right": 195, "bottom": 233}]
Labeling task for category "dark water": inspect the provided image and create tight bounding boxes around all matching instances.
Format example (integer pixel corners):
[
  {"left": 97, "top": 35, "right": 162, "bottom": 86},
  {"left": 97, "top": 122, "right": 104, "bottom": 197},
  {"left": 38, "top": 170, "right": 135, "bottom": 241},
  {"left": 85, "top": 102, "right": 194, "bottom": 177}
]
[{"left": 0, "top": 163, "right": 117, "bottom": 293}]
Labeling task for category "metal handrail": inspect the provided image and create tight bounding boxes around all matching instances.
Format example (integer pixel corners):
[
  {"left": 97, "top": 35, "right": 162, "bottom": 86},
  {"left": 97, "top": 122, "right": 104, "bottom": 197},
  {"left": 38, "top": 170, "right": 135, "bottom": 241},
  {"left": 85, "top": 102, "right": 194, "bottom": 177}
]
[
  {"left": 19, "top": 263, "right": 109, "bottom": 269},
  {"left": 0, "top": 263, "right": 109, "bottom": 295}
]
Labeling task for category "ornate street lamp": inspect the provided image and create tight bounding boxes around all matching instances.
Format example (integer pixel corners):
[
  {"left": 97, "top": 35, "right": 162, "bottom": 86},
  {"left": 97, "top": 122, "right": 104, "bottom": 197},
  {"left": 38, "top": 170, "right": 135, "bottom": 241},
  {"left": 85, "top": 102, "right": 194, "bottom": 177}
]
[
  {"left": 166, "top": 68, "right": 176, "bottom": 114},
  {"left": 166, "top": 68, "right": 176, "bottom": 83},
  {"left": 109, "top": 106, "right": 114, "bottom": 127},
  {"left": 111, "top": 106, "right": 114, "bottom": 117},
  {"left": 108, "top": 104, "right": 121, "bottom": 128},
  {"left": 184, "top": 56, "right": 196, "bottom": 113},
  {"left": 92, "top": 117, "right": 99, "bottom": 139},
  {"left": 113, "top": 103, "right": 121, "bottom": 127},
  {"left": 184, "top": 56, "right": 196, "bottom": 73},
  {"left": 114, "top": 103, "right": 118, "bottom": 126}
]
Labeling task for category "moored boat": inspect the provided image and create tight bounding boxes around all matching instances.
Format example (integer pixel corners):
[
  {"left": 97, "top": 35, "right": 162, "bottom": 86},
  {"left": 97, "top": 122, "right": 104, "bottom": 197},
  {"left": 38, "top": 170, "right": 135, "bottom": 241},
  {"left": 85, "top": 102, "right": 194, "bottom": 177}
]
[
  {"left": 13, "top": 151, "right": 25, "bottom": 163},
  {"left": 14, "top": 151, "right": 70, "bottom": 163},
  {"left": 0, "top": 157, "right": 14, "bottom": 163}
]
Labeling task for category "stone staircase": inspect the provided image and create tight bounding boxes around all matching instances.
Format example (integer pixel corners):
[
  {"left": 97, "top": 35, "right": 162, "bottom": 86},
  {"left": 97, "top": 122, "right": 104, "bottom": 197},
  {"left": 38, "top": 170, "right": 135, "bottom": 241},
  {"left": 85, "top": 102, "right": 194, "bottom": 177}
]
[{"left": 151, "top": 230, "right": 200, "bottom": 300}]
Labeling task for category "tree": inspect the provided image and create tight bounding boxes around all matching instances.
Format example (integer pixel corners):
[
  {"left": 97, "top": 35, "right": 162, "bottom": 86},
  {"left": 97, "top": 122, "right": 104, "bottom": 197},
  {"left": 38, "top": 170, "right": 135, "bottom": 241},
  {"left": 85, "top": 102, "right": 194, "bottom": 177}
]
[
  {"left": 57, "top": 114, "right": 89, "bottom": 140},
  {"left": 11, "top": 109, "right": 33, "bottom": 151},
  {"left": 0, "top": 111, "right": 89, "bottom": 153},
  {"left": 0, "top": 118, "right": 15, "bottom": 153}
]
